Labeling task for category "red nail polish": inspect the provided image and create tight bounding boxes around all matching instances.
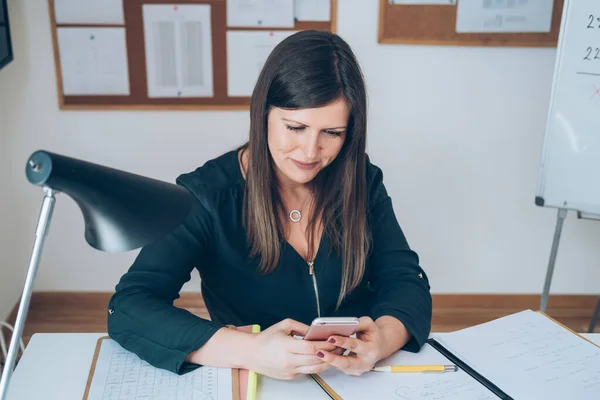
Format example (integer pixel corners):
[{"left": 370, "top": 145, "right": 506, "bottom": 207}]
[
  {"left": 316, "top": 351, "right": 324, "bottom": 358},
  {"left": 328, "top": 338, "right": 336, "bottom": 344}
]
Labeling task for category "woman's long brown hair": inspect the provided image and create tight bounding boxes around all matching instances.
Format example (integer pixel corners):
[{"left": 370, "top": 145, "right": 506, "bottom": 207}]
[{"left": 242, "top": 30, "right": 369, "bottom": 307}]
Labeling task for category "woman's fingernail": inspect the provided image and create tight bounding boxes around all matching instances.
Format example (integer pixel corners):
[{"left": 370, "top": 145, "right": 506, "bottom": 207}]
[
  {"left": 328, "top": 338, "right": 336, "bottom": 344},
  {"left": 316, "top": 351, "right": 324, "bottom": 358}
]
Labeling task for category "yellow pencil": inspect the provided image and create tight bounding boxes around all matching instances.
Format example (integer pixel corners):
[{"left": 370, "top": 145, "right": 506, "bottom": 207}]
[{"left": 372, "top": 364, "right": 457, "bottom": 373}]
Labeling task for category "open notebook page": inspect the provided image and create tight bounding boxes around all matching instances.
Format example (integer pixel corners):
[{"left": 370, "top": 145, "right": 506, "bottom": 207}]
[
  {"left": 435, "top": 310, "right": 600, "bottom": 400},
  {"left": 258, "top": 375, "right": 331, "bottom": 399},
  {"left": 317, "top": 342, "right": 496, "bottom": 400},
  {"left": 85, "top": 338, "right": 233, "bottom": 400}
]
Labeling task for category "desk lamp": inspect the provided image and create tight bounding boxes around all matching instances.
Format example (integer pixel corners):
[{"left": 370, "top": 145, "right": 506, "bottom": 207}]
[{"left": 0, "top": 150, "right": 193, "bottom": 400}]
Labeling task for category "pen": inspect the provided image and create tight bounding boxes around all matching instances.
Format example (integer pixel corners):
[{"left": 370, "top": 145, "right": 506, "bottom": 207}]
[{"left": 372, "top": 364, "right": 458, "bottom": 373}]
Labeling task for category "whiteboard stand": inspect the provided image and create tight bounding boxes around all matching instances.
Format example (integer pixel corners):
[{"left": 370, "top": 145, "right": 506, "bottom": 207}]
[
  {"left": 540, "top": 208, "right": 568, "bottom": 313},
  {"left": 576, "top": 213, "right": 600, "bottom": 333},
  {"left": 540, "top": 208, "right": 600, "bottom": 332}
]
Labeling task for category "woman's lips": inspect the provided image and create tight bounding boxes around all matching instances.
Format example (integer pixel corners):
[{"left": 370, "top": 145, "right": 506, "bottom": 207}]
[{"left": 292, "top": 159, "right": 319, "bottom": 170}]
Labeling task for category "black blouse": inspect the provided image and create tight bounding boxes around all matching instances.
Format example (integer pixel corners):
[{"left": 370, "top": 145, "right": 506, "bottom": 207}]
[{"left": 107, "top": 149, "right": 432, "bottom": 374}]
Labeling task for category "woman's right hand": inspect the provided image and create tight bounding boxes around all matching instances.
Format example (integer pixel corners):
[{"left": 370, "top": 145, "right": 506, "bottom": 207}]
[{"left": 246, "top": 318, "right": 339, "bottom": 380}]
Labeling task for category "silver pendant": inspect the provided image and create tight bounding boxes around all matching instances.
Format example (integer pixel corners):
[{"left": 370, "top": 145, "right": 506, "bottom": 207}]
[{"left": 289, "top": 209, "right": 301, "bottom": 222}]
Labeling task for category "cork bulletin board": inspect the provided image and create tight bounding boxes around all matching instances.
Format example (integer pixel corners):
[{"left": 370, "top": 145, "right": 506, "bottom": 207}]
[
  {"left": 378, "top": 0, "right": 564, "bottom": 47},
  {"left": 48, "top": 0, "right": 337, "bottom": 110}
]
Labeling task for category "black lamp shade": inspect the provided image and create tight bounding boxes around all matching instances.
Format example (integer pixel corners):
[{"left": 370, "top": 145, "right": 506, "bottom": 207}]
[{"left": 25, "top": 150, "right": 193, "bottom": 252}]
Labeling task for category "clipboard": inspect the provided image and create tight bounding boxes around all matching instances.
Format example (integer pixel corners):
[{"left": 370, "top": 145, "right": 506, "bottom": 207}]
[
  {"left": 82, "top": 336, "right": 243, "bottom": 400},
  {"left": 310, "top": 374, "right": 342, "bottom": 400},
  {"left": 308, "top": 310, "right": 600, "bottom": 400},
  {"left": 427, "top": 311, "right": 600, "bottom": 400}
]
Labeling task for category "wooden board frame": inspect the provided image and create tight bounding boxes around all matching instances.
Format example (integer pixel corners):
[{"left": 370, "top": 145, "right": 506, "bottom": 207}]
[
  {"left": 378, "top": 0, "right": 564, "bottom": 47},
  {"left": 48, "top": 0, "right": 337, "bottom": 110}
]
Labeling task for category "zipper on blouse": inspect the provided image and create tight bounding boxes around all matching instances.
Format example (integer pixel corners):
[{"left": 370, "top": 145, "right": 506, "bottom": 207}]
[{"left": 308, "top": 261, "right": 321, "bottom": 317}]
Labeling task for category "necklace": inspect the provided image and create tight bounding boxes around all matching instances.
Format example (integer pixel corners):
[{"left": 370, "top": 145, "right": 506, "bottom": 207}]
[
  {"left": 289, "top": 209, "right": 302, "bottom": 223},
  {"left": 286, "top": 190, "right": 311, "bottom": 223}
]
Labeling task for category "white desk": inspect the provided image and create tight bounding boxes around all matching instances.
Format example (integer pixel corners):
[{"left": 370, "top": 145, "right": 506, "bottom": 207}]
[
  {"left": 5, "top": 333, "right": 600, "bottom": 399},
  {"left": 4, "top": 333, "right": 330, "bottom": 400}
]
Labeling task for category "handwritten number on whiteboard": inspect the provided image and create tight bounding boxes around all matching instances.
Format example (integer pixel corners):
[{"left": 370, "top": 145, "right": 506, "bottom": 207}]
[
  {"left": 583, "top": 47, "right": 600, "bottom": 60},
  {"left": 588, "top": 14, "right": 600, "bottom": 28}
]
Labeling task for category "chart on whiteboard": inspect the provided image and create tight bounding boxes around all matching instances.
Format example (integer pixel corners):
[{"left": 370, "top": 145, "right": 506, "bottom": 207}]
[
  {"left": 546, "top": 1, "right": 600, "bottom": 157},
  {"left": 557, "top": 5, "right": 600, "bottom": 107},
  {"left": 537, "top": 0, "right": 600, "bottom": 214},
  {"left": 582, "top": 10, "right": 600, "bottom": 102}
]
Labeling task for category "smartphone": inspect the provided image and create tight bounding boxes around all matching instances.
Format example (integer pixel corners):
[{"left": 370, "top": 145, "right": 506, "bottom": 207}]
[{"left": 303, "top": 317, "right": 359, "bottom": 341}]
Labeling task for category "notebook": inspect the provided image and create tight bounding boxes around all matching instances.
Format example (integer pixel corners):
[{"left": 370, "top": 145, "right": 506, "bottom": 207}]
[
  {"left": 83, "top": 337, "right": 236, "bottom": 400},
  {"left": 311, "top": 310, "right": 600, "bottom": 400},
  {"left": 313, "top": 341, "right": 496, "bottom": 400},
  {"left": 83, "top": 326, "right": 261, "bottom": 400}
]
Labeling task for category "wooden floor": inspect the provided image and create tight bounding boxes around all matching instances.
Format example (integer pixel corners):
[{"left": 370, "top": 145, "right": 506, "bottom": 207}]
[{"left": 4, "top": 292, "right": 599, "bottom": 347}]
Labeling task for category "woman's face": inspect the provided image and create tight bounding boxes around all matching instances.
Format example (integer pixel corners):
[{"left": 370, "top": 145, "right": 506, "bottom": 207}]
[{"left": 267, "top": 98, "right": 349, "bottom": 187}]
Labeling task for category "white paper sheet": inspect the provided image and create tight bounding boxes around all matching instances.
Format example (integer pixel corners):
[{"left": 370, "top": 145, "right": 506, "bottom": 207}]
[
  {"left": 259, "top": 375, "right": 331, "bottom": 400},
  {"left": 57, "top": 27, "right": 129, "bottom": 95},
  {"left": 456, "top": 0, "right": 554, "bottom": 33},
  {"left": 226, "top": 30, "right": 296, "bottom": 97},
  {"left": 436, "top": 310, "right": 600, "bottom": 400},
  {"left": 54, "top": 0, "right": 124, "bottom": 24},
  {"left": 85, "top": 338, "right": 233, "bottom": 400},
  {"left": 391, "top": 0, "right": 456, "bottom": 4},
  {"left": 227, "top": 0, "right": 294, "bottom": 28},
  {"left": 143, "top": 4, "right": 214, "bottom": 98},
  {"left": 317, "top": 343, "right": 495, "bottom": 400},
  {"left": 295, "top": 0, "right": 331, "bottom": 22}
]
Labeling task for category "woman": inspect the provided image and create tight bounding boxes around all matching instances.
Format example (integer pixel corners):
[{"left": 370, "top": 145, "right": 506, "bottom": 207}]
[{"left": 107, "top": 30, "right": 432, "bottom": 380}]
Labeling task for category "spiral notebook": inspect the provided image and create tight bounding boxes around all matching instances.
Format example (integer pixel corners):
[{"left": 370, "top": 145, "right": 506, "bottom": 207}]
[{"left": 311, "top": 310, "right": 600, "bottom": 400}]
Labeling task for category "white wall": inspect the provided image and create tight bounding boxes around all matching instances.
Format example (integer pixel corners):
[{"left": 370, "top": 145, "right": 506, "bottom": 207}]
[
  {"left": 0, "top": 83, "right": 17, "bottom": 320},
  {"left": 0, "top": 0, "right": 29, "bottom": 320},
  {"left": 0, "top": 64, "right": 10, "bottom": 320},
  {"left": 0, "top": 76, "right": 21, "bottom": 320},
  {"left": 0, "top": 0, "right": 598, "bottom": 316}
]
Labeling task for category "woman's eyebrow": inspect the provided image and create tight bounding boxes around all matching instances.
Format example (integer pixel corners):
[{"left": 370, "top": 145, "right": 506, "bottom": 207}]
[
  {"left": 282, "top": 117, "right": 307, "bottom": 126},
  {"left": 282, "top": 117, "right": 346, "bottom": 130}
]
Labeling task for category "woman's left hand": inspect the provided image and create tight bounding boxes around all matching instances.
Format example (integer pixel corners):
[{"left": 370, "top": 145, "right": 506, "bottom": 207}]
[{"left": 315, "top": 316, "right": 384, "bottom": 376}]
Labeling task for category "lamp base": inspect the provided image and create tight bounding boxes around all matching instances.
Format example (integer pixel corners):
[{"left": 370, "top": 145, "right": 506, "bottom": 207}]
[{"left": 0, "top": 188, "right": 56, "bottom": 400}]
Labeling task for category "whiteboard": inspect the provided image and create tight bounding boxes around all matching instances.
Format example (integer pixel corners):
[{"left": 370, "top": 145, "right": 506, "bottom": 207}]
[{"left": 536, "top": 0, "right": 600, "bottom": 216}]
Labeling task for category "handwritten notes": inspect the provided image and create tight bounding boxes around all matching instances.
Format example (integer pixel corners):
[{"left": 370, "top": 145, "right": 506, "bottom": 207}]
[
  {"left": 436, "top": 310, "right": 600, "bottom": 399},
  {"left": 566, "top": 2, "right": 600, "bottom": 78},
  {"left": 456, "top": 0, "right": 554, "bottom": 33},
  {"left": 85, "top": 338, "right": 232, "bottom": 400},
  {"left": 392, "top": 376, "right": 494, "bottom": 400},
  {"left": 317, "top": 343, "right": 495, "bottom": 400}
]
